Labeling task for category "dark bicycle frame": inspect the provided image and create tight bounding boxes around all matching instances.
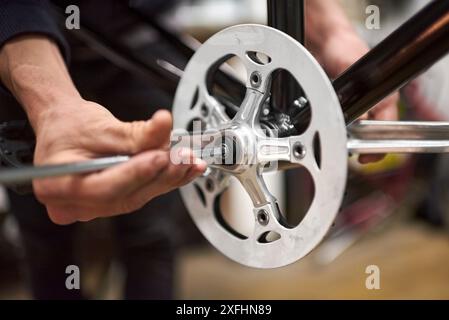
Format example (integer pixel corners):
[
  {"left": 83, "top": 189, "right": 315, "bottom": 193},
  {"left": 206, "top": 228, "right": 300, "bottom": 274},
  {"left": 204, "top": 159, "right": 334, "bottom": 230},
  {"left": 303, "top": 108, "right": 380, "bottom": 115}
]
[{"left": 54, "top": 0, "right": 449, "bottom": 127}]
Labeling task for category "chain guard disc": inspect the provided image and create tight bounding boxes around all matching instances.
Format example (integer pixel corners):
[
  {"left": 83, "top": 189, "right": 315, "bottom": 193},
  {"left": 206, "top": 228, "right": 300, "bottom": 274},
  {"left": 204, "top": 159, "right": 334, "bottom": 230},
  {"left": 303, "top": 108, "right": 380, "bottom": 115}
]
[{"left": 173, "top": 24, "right": 347, "bottom": 268}]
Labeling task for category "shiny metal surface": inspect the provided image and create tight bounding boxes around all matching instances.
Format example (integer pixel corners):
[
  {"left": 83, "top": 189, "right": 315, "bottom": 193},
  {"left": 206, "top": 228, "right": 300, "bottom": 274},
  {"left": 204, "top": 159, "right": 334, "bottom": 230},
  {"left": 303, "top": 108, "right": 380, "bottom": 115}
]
[
  {"left": 0, "top": 156, "right": 130, "bottom": 185},
  {"left": 173, "top": 24, "right": 348, "bottom": 268},
  {"left": 348, "top": 120, "right": 449, "bottom": 154}
]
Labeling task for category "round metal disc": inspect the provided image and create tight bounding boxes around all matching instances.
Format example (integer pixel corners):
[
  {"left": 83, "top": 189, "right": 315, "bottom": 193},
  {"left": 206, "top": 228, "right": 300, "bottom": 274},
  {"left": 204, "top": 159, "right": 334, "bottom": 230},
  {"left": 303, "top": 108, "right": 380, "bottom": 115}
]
[{"left": 173, "top": 24, "right": 347, "bottom": 268}]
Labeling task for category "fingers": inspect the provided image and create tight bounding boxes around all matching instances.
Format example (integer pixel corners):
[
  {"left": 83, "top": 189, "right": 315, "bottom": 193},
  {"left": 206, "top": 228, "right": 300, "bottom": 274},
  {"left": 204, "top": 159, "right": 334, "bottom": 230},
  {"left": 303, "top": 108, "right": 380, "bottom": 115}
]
[
  {"left": 358, "top": 154, "right": 385, "bottom": 164},
  {"left": 357, "top": 93, "right": 400, "bottom": 164},
  {"left": 160, "top": 148, "right": 206, "bottom": 187},
  {"left": 34, "top": 150, "right": 169, "bottom": 205},
  {"left": 125, "top": 156, "right": 206, "bottom": 213},
  {"left": 148, "top": 109, "right": 173, "bottom": 148},
  {"left": 35, "top": 149, "right": 207, "bottom": 225},
  {"left": 119, "top": 109, "right": 173, "bottom": 154},
  {"left": 34, "top": 151, "right": 168, "bottom": 219},
  {"left": 368, "top": 93, "right": 400, "bottom": 121},
  {"left": 46, "top": 204, "right": 89, "bottom": 225},
  {"left": 83, "top": 150, "right": 170, "bottom": 196}
]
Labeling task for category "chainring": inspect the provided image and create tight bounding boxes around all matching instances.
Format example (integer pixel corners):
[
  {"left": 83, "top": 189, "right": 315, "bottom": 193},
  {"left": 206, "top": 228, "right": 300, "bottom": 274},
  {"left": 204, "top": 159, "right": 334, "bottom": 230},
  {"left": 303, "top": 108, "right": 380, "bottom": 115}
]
[{"left": 173, "top": 24, "right": 347, "bottom": 268}]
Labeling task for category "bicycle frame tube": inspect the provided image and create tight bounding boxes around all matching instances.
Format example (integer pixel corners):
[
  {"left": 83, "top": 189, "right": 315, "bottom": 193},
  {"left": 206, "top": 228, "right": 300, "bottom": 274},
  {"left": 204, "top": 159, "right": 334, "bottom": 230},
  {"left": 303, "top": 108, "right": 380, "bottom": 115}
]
[
  {"left": 267, "top": 0, "right": 305, "bottom": 114},
  {"left": 267, "top": 0, "right": 305, "bottom": 222},
  {"left": 267, "top": 0, "right": 305, "bottom": 44},
  {"left": 334, "top": 0, "right": 449, "bottom": 124}
]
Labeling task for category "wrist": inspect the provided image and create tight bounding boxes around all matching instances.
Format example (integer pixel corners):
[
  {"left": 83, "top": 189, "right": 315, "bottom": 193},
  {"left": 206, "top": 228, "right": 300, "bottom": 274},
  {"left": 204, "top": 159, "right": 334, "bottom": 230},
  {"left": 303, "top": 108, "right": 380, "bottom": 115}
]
[
  {"left": 305, "top": 0, "right": 366, "bottom": 66},
  {"left": 9, "top": 63, "right": 81, "bottom": 133},
  {"left": 0, "top": 35, "right": 80, "bottom": 133}
]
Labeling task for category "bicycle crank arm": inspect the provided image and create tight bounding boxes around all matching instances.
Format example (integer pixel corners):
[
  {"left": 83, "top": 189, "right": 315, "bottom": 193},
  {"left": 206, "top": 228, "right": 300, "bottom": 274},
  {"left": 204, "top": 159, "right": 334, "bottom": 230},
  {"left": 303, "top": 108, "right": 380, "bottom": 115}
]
[{"left": 348, "top": 120, "right": 449, "bottom": 154}]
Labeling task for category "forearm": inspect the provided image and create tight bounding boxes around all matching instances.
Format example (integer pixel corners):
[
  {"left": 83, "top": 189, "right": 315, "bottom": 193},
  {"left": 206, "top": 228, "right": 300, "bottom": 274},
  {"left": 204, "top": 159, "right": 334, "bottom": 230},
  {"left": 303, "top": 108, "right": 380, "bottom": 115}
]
[
  {"left": 305, "top": 0, "right": 368, "bottom": 77},
  {"left": 0, "top": 35, "right": 80, "bottom": 132},
  {"left": 306, "top": 0, "right": 355, "bottom": 51}
]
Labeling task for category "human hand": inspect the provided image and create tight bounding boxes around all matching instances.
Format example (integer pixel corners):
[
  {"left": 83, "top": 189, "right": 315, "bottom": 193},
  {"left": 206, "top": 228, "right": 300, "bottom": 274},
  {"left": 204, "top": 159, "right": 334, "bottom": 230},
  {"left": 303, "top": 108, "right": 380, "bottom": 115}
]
[{"left": 32, "top": 99, "right": 206, "bottom": 224}]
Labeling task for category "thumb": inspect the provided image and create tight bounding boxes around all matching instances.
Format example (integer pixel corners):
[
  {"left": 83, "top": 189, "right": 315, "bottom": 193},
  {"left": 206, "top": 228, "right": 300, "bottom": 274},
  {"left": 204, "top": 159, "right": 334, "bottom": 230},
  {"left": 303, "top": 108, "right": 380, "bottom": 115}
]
[{"left": 121, "top": 109, "right": 173, "bottom": 154}]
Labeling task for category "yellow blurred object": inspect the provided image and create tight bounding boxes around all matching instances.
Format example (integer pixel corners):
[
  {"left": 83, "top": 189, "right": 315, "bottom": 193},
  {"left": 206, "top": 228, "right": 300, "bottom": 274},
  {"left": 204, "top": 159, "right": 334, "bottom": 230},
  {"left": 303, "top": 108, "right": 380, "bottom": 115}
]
[{"left": 349, "top": 153, "right": 409, "bottom": 174}]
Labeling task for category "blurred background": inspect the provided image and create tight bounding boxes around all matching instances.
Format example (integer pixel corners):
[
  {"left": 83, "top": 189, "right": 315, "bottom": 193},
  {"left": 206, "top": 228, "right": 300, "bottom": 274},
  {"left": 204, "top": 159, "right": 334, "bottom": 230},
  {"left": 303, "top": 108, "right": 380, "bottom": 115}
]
[{"left": 2, "top": 0, "right": 449, "bottom": 299}]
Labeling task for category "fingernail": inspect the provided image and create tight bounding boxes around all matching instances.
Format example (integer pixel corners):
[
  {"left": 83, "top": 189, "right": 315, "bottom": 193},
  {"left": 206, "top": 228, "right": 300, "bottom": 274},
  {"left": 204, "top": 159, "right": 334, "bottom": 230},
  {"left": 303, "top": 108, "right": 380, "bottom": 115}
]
[
  {"left": 193, "top": 156, "right": 207, "bottom": 166},
  {"left": 195, "top": 159, "right": 208, "bottom": 171}
]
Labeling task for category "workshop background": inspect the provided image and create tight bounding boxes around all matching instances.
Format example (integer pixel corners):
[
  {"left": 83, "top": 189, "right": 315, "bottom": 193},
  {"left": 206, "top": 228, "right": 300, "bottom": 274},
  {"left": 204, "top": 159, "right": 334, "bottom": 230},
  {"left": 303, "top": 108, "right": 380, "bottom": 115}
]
[{"left": 2, "top": 0, "right": 449, "bottom": 299}]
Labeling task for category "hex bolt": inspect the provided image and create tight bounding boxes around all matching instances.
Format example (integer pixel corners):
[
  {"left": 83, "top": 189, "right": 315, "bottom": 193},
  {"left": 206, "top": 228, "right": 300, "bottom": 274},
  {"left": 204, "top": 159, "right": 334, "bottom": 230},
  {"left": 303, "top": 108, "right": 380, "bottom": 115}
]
[
  {"left": 293, "top": 142, "right": 306, "bottom": 160},
  {"left": 262, "top": 107, "right": 270, "bottom": 116},
  {"left": 294, "top": 97, "right": 308, "bottom": 109},
  {"left": 250, "top": 71, "right": 262, "bottom": 88},
  {"left": 257, "top": 210, "right": 269, "bottom": 226}
]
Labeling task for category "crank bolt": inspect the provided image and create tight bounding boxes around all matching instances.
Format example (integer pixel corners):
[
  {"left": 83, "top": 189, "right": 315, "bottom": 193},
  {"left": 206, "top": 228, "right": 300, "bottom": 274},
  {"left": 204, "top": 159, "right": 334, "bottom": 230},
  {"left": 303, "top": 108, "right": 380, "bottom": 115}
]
[
  {"left": 257, "top": 210, "right": 269, "bottom": 226},
  {"left": 250, "top": 71, "right": 262, "bottom": 88},
  {"left": 293, "top": 142, "right": 306, "bottom": 160}
]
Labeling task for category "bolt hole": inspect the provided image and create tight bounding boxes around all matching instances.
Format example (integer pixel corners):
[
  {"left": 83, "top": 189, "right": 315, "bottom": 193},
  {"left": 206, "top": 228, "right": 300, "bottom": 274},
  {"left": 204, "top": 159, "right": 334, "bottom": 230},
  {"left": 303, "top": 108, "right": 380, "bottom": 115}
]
[
  {"left": 250, "top": 72, "right": 262, "bottom": 87},
  {"left": 200, "top": 104, "right": 209, "bottom": 117},
  {"left": 257, "top": 210, "right": 269, "bottom": 226},
  {"left": 293, "top": 142, "right": 306, "bottom": 159},
  {"left": 293, "top": 142, "right": 306, "bottom": 160},
  {"left": 205, "top": 178, "right": 215, "bottom": 192}
]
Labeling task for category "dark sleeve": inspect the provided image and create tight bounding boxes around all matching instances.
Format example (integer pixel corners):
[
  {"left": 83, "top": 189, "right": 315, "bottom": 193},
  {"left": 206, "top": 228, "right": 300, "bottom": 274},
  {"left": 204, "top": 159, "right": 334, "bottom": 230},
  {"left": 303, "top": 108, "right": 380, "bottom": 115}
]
[{"left": 0, "top": 0, "right": 70, "bottom": 62}]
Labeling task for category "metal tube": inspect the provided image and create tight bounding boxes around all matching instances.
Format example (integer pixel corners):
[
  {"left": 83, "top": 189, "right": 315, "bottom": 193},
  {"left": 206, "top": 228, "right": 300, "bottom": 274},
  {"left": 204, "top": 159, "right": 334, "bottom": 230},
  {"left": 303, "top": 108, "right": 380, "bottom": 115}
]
[
  {"left": 267, "top": 0, "right": 305, "bottom": 113},
  {"left": 348, "top": 120, "right": 449, "bottom": 140},
  {"left": 334, "top": 0, "right": 449, "bottom": 124},
  {"left": 267, "top": 0, "right": 306, "bottom": 221},
  {"left": 348, "top": 120, "right": 449, "bottom": 154},
  {"left": 267, "top": 0, "right": 305, "bottom": 44},
  {"left": 0, "top": 156, "right": 130, "bottom": 186}
]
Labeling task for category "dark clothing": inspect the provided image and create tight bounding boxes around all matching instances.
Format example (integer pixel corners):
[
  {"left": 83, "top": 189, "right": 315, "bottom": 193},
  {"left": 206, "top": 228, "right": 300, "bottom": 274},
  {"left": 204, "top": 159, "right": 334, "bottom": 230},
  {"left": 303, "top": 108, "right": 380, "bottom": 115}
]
[
  {"left": 0, "top": 1, "right": 69, "bottom": 60},
  {"left": 0, "top": 0, "right": 188, "bottom": 299},
  {"left": 0, "top": 0, "right": 176, "bottom": 62}
]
